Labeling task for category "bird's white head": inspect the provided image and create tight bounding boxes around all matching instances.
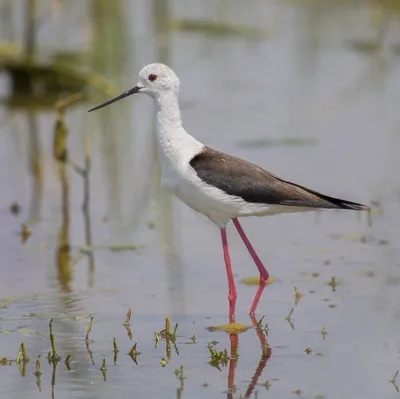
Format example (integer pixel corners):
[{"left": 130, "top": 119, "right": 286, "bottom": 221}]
[
  {"left": 137, "top": 63, "right": 180, "bottom": 97},
  {"left": 88, "top": 63, "right": 180, "bottom": 112}
]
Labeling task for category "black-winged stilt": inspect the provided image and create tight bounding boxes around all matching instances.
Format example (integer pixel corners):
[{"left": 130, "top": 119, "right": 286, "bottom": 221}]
[{"left": 89, "top": 63, "right": 368, "bottom": 324}]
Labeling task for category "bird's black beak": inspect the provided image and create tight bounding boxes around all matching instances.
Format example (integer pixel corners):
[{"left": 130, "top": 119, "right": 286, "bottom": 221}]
[{"left": 88, "top": 86, "right": 142, "bottom": 112}]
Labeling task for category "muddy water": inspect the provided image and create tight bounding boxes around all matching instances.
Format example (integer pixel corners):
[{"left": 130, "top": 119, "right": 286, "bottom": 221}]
[{"left": 1, "top": 1, "right": 400, "bottom": 398}]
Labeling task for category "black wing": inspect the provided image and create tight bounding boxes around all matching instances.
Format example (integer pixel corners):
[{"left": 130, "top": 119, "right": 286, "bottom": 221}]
[{"left": 190, "top": 147, "right": 367, "bottom": 210}]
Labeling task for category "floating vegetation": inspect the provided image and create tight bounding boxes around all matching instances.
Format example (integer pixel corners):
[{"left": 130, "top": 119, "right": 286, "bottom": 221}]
[
  {"left": 207, "top": 323, "right": 252, "bottom": 334},
  {"left": 207, "top": 341, "right": 229, "bottom": 371},
  {"left": 128, "top": 343, "right": 141, "bottom": 365},
  {"left": 160, "top": 358, "right": 168, "bottom": 367},
  {"left": 240, "top": 276, "right": 276, "bottom": 286},
  {"left": 328, "top": 277, "right": 339, "bottom": 291},
  {"left": 321, "top": 327, "right": 327, "bottom": 340},
  {"left": 304, "top": 347, "right": 313, "bottom": 355}
]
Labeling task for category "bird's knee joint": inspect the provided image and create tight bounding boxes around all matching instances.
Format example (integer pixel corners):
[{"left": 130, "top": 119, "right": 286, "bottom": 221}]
[{"left": 228, "top": 292, "right": 237, "bottom": 303}]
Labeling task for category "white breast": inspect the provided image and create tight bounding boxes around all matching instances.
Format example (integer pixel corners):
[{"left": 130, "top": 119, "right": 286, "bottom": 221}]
[{"left": 162, "top": 157, "right": 272, "bottom": 227}]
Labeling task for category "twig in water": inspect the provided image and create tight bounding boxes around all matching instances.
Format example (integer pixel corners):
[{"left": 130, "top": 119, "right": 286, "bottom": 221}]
[
  {"left": 35, "top": 356, "right": 42, "bottom": 391},
  {"left": 86, "top": 316, "right": 93, "bottom": 342},
  {"left": 113, "top": 338, "right": 119, "bottom": 364},
  {"left": 390, "top": 370, "right": 399, "bottom": 392},
  {"left": 48, "top": 319, "right": 61, "bottom": 363},
  {"left": 285, "top": 308, "right": 295, "bottom": 330},
  {"left": 65, "top": 354, "right": 72, "bottom": 370}
]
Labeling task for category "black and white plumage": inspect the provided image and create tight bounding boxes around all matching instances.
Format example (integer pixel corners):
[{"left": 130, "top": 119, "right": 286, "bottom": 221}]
[
  {"left": 89, "top": 63, "right": 368, "bottom": 322},
  {"left": 189, "top": 146, "right": 365, "bottom": 211},
  {"left": 89, "top": 63, "right": 367, "bottom": 226}
]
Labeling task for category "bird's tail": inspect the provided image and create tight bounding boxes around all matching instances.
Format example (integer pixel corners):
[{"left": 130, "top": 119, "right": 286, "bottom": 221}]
[{"left": 314, "top": 192, "right": 369, "bottom": 211}]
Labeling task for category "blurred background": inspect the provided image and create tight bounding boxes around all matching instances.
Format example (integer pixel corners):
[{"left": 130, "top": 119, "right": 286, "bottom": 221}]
[{"left": 0, "top": 0, "right": 399, "bottom": 398}]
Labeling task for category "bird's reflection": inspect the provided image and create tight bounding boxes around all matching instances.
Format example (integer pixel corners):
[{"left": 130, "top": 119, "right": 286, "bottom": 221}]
[{"left": 226, "top": 315, "right": 272, "bottom": 399}]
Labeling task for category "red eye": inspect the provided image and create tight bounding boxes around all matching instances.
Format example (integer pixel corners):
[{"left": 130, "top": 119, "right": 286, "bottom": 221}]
[{"left": 148, "top": 74, "right": 157, "bottom": 82}]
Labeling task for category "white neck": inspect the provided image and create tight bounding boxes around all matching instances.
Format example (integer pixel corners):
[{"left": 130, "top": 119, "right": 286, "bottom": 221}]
[
  {"left": 155, "top": 91, "right": 182, "bottom": 130},
  {"left": 154, "top": 91, "right": 203, "bottom": 176}
]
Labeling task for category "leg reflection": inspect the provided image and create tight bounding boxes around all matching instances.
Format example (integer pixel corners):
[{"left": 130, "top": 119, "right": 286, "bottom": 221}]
[
  {"left": 227, "top": 333, "right": 239, "bottom": 399},
  {"left": 244, "top": 315, "right": 272, "bottom": 398},
  {"left": 226, "top": 315, "right": 272, "bottom": 398}
]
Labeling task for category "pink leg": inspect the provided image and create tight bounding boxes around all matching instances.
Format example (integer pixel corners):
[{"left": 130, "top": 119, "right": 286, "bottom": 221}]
[
  {"left": 232, "top": 218, "right": 269, "bottom": 316},
  {"left": 221, "top": 227, "right": 237, "bottom": 324}
]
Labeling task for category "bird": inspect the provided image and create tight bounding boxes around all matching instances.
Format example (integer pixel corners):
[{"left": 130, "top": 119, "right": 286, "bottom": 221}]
[{"left": 88, "top": 63, "right": 369, "bottom": 324}]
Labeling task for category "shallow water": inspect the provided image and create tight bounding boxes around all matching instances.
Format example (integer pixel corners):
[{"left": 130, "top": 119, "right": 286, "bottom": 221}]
[{"left": 1, "top": 0, "right": 400, "bottom": 398}]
